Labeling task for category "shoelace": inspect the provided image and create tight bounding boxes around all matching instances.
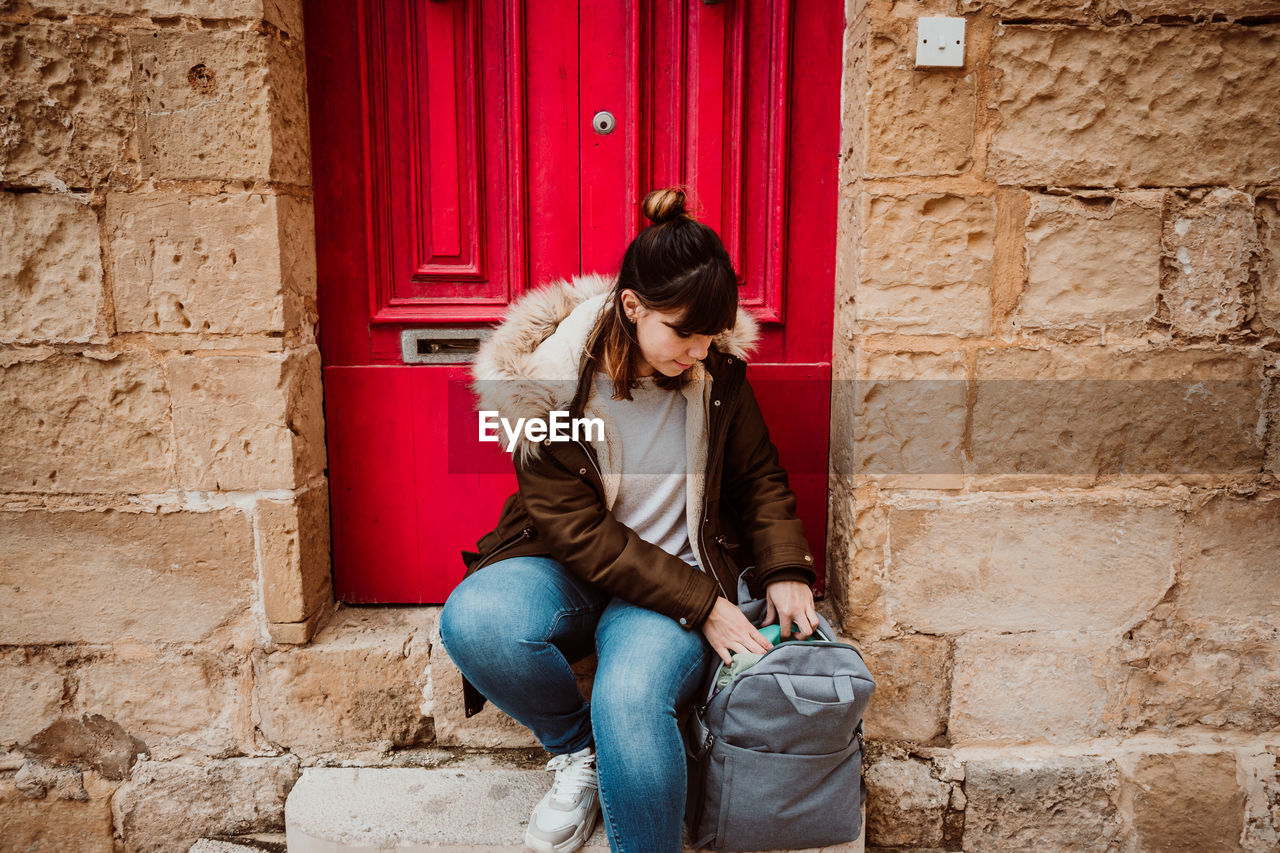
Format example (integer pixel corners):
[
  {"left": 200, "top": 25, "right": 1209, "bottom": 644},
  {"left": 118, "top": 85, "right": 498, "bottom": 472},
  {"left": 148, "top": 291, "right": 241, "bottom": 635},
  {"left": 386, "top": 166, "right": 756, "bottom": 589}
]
[{"left": 544, "top": 751, "right": 597, "bottom": 804}]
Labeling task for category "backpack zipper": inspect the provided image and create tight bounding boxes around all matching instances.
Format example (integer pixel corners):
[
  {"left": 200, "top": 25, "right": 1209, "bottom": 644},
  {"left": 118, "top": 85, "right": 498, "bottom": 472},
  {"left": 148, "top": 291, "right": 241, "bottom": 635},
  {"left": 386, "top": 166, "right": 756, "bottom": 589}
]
[{"left": 695, "top": 638, "right": 867, "bottom": 718}]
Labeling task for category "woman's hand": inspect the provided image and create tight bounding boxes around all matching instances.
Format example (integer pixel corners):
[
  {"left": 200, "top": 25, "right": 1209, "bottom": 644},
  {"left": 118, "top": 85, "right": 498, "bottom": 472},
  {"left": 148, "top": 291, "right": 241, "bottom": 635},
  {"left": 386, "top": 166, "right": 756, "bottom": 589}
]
[
  {"left": 762, "top": 580, "right": 819, "bottom": 640},
  {"left": 700, "top": 597, "right": 774, "bottom": 666}
]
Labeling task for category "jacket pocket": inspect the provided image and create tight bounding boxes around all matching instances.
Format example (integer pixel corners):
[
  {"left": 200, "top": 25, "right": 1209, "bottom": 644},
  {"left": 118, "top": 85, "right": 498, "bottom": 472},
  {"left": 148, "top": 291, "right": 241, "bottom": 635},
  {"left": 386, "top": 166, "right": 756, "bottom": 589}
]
[
  {"left": 712, "top": 736, "right": 862, "bottom": 852},
  {"left": 464, "top": 526, "right": 535, "bottom": 575}
]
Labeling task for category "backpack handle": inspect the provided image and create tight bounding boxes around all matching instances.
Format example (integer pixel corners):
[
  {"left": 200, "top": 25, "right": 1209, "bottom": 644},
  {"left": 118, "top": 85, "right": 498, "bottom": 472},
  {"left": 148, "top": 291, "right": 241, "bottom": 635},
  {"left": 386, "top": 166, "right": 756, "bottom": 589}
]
[{"left": 774, "top": 673, "right": 855, "bottom": 714}]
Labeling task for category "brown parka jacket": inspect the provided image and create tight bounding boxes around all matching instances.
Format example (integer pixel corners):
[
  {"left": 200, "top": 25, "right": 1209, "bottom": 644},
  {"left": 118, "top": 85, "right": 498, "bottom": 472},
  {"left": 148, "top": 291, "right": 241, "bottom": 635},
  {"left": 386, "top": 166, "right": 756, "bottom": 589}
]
[{"left": 457, "top": 273, "right": 816, "bottom": 717}]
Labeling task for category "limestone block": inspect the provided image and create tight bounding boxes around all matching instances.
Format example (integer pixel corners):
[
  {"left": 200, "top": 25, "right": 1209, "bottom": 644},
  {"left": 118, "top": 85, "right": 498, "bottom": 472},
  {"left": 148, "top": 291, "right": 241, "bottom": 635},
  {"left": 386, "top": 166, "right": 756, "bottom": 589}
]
[
  {"left": 1017, "top": 193, "right": 1162, "bottom": 329},
  {"left": 1177, "top": 495, "right": 1280, "bottom": 628},
  {"left": 256, "top": 486, "right": 332, "bottom": 625},
  {"left": 950, "top": 632, "right": 1121, "bottom": 743},
  {"left": 286, "top": 346, "right": 326, "bottom": 479},
  {"left": 960, "top": 0, "right": 1099, "bottom": 22},
  {"left": 864, "top": 756, "right": 950, "bottom": 847},
  {"left": 278, "top": 194, "right": 318, "bottom": 340},
  {"left": 848, "top": 350, "right": 967, "bottom": 482},
  {"left": 828, "top": 349, "right": 860, "bottom": 480},
  {"left": 0, "top": 192, "right": 103, "bottom": 343},
  {"left": 886, "top": 501, "right": 1176, "bottom": 634},
  {"left": 855, "top": 0, "right": 962, "bottom": 23},
  {"left": 859, "top": 634, "right": 950, "bottom": 743},
  {"left": 0, "top": 774, "right": 115, "bottom": 853},
  {"left": 0, "top": 23, "right": 136, "bottom": 188},
  {"left": 964, "top": 757, "right": 1122, "bottom": 852},
  {"left": 839, "top": 15, "right": 869, "bottom": 183},
  {"left": 112, "top": 755, "right": 299, "bottom": 853},
  {"left": 0, "top": 508, "right": 254, "bottom": 644},
  {"left": 0, "top": 652, "right": 63, "bottom": 747},
  {"left": 28, "top": 1, "right": 305, "bottom": 37},
  {"left": 107, "top": 192, "right": 292, "bottom": 335},
  {"left": 1240, "top": 750, "right": 1280, "bottom": 853},
  {"left": 266, "top": 601, "right": 331, "bottom": 645},
  {"left": 863, "top": 34, "right": 975, "bottom": 176},
  {"left": 857, "top": 194, "right": 994, "bottom": 336},
  {"left": 1163, "top": 189, "right": 1259, "bottom": 336},
  {"left": 168, "top": 347, "right": 325, "bottom": 490},
  {"left": 967, "top": 0, "right": 1280, "bottom": 19},
  {"left": 429, "top": 619, "right": 539, "bottom": 749},
  {"left": 824, "top": 477, "right": 893, "bottom": 640},
  {"left": 1118, "top": 495, "right": 1280, "bottom": 732},
  {"left": 1119, "top": 621, "right": 1280, "bottom": 730},
  {"left": 265, "top": 0, "right": 306, "bottom": 38},
  {"left": 1125, "top": 752, "right": 1246, "bottom": 853},
  {"left": 971, "top": 346, "right": 1264, "bottom": 482},
  {"left": 73, "top": 651, "right": 241, "bottom": 760},
  {"left": 988, "top": 25, "right": 1280, "bottom": 187},
  {"left": 0, "top": 352, "right": 172, "bottom": 493},
  {"left": 265, "top": 38, "right": 311, "bottom": 185},
  {"left": 1105, "top": 0, "right": 1280, "bottom": 20},
  {"left": 14, "top": 758, "right": 89, "bottom": 800},
  {"left": 131, "top": 30, "right": 309, "bottom": 184},
  {"left": 254, "top": 607, "right": 434, "bottom": 757},
  {"left": 1258, "top": 197, "right": 1280, "bottom": 332}
]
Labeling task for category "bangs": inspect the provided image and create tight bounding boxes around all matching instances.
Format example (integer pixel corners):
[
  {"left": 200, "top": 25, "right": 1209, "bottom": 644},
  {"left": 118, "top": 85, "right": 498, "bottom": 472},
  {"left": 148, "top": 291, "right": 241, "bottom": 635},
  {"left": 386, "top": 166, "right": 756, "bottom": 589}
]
[{"left": 652, "top": 262, "right": 739, "bottom": 336}]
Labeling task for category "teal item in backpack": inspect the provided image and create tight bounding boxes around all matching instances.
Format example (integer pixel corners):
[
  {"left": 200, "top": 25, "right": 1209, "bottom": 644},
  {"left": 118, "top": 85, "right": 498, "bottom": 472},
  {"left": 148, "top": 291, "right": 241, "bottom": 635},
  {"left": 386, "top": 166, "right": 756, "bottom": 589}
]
[
  {"left": 711, "top": 624, "right": 824, "bottom": 693},
  {"left": 757, "top": 622, "right": 822, "bottom": 646},
  {"left": 681, "top": 569, "right": 876, "bottom": 851}
]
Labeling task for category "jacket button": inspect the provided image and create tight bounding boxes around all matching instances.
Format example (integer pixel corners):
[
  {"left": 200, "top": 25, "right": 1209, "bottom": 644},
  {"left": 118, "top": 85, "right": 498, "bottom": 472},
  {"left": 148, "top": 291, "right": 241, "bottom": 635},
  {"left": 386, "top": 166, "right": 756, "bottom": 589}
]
[
  {"left": 543, "top": 439, "right": 551, "bottom": 446},
  {"left": 804, "top": 555, "right": 813, "bottom": 562},
  {"left": 727, "top": 357, "right": 733, "bottom": 363},
  {"left": 713, "top": 399, "right": 721, "bottom": 406},
  {"left": 679, "top": 617, "right": 687, "bottom": 625},
  {"left": 578, "top": 468, "right": 587, "bottom": 475}
]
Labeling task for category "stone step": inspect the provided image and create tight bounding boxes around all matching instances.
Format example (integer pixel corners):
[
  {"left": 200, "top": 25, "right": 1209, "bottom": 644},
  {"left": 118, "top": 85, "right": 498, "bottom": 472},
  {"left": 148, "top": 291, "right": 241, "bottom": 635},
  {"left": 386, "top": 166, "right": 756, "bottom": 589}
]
[{"left": 284, "top": 764, "right": 865, "bottom": 852}]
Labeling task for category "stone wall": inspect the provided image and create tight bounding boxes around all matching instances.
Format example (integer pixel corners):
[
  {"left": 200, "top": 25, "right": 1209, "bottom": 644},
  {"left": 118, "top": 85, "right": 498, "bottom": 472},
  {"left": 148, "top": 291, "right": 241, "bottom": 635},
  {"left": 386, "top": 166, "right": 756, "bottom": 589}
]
[
  {"left": 833, "top": 0, "right": 1280, "bottom": 849},
  {"left": 0, "top": 2, "right": 361, "bottom": 849},
  {"left": 2, "top": 0, "right": 1278, "bottom": 850}
]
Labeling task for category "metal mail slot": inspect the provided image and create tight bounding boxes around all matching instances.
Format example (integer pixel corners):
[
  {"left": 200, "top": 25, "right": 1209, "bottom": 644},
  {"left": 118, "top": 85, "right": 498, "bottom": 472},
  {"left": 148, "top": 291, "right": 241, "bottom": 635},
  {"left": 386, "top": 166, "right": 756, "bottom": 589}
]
[{"left": 400, "top": 327, "right": 492, "bottom": 364}]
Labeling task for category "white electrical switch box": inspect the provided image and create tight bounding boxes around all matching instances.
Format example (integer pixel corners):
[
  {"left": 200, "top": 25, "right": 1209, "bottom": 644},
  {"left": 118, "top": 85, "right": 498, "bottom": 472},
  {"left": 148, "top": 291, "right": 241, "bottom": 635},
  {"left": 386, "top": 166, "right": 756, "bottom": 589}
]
[{"left": 915, "top": 17, "right": 965, "bottom": 67}]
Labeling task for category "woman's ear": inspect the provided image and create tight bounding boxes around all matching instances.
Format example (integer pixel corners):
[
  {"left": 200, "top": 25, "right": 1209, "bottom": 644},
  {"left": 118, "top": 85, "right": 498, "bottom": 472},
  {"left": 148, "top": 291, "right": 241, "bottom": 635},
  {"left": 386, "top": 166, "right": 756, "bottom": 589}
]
[{"left": 618, "top": 289, "right": 646, "bottom": 321}]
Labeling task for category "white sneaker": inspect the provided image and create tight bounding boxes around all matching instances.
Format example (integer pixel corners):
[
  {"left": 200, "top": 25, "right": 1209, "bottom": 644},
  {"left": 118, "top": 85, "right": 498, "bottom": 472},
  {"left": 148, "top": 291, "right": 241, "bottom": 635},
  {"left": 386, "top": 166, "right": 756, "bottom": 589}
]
[{"left": 523, "top": 745, "right": 600, "bottom": 853}]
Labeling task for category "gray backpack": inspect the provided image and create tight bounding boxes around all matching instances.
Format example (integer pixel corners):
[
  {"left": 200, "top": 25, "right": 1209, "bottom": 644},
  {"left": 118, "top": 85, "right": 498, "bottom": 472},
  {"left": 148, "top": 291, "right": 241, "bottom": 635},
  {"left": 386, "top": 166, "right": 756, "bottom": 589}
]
[{"left": 682, "top": 574, "right": 876, "bottom": 851}]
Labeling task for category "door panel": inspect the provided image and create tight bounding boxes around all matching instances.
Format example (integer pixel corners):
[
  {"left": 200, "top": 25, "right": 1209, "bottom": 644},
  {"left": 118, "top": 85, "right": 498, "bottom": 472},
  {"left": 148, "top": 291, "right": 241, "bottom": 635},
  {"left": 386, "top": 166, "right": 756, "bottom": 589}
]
[
  {"left": 306, "top": 0, "right": 843, "bottom": 602},
  {"left": 367, "top": 0, "right": 524, "bottom": 327}
]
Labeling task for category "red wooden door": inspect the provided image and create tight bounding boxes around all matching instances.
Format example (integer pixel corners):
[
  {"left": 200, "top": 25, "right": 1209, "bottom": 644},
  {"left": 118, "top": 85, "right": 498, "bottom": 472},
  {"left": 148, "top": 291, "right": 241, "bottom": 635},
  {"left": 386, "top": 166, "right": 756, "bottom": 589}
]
[{"left": 305, "top": 0, "right": 843, "bottom": 603}]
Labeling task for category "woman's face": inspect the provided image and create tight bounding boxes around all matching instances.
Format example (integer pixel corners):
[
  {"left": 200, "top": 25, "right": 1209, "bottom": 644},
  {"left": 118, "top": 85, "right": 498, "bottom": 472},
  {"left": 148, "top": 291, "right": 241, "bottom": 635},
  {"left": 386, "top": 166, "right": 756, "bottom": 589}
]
[{"left": 620, "top": 289, "right": 717, "bottom": 378}]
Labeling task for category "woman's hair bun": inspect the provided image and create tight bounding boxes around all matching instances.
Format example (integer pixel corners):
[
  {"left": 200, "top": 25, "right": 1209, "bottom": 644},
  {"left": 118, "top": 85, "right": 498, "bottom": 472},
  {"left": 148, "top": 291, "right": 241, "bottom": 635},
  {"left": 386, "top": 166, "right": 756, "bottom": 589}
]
[{"left": 642, "top": 187, "right": 688, "bottom": 225}]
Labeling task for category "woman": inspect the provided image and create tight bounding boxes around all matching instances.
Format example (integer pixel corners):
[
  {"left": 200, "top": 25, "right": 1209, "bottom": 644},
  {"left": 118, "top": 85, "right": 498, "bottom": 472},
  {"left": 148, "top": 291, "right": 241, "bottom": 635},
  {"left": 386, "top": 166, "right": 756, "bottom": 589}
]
[{"left": 439, "top": 188, "right": 820, "bottom": 853}]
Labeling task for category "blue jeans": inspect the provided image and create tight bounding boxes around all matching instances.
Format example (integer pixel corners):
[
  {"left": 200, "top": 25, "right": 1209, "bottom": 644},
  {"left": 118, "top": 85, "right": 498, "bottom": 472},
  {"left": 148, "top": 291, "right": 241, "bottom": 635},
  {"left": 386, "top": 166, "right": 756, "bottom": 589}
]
[{"left": 438, "top": 555, "right": 716, "bottom": 853}]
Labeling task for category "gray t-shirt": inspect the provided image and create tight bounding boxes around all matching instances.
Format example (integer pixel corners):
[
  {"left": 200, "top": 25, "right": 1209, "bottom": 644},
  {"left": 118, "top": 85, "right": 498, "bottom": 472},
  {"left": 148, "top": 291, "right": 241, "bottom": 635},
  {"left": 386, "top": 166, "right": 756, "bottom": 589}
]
[{"left": 592, "top": 371, "right": 698, "bottom": 567}]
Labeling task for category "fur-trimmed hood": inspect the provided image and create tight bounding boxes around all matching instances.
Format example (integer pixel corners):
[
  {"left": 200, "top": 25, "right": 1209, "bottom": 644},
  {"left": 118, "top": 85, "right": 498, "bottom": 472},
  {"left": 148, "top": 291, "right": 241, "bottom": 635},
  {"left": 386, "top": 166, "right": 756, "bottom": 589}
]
[
  {"left": 470, "top": 272, "right": 760, "bottom": 556},
  {"left": 470, "top": 271, "right": 760, "bottom": 471}
]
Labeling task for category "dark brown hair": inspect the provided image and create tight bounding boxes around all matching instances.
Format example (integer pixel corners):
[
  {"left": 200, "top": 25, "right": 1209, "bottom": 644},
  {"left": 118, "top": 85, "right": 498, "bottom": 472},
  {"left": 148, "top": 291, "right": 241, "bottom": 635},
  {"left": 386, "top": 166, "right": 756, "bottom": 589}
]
[{"left": 587, "top": 187, "right": 739, "bottom": 399}]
